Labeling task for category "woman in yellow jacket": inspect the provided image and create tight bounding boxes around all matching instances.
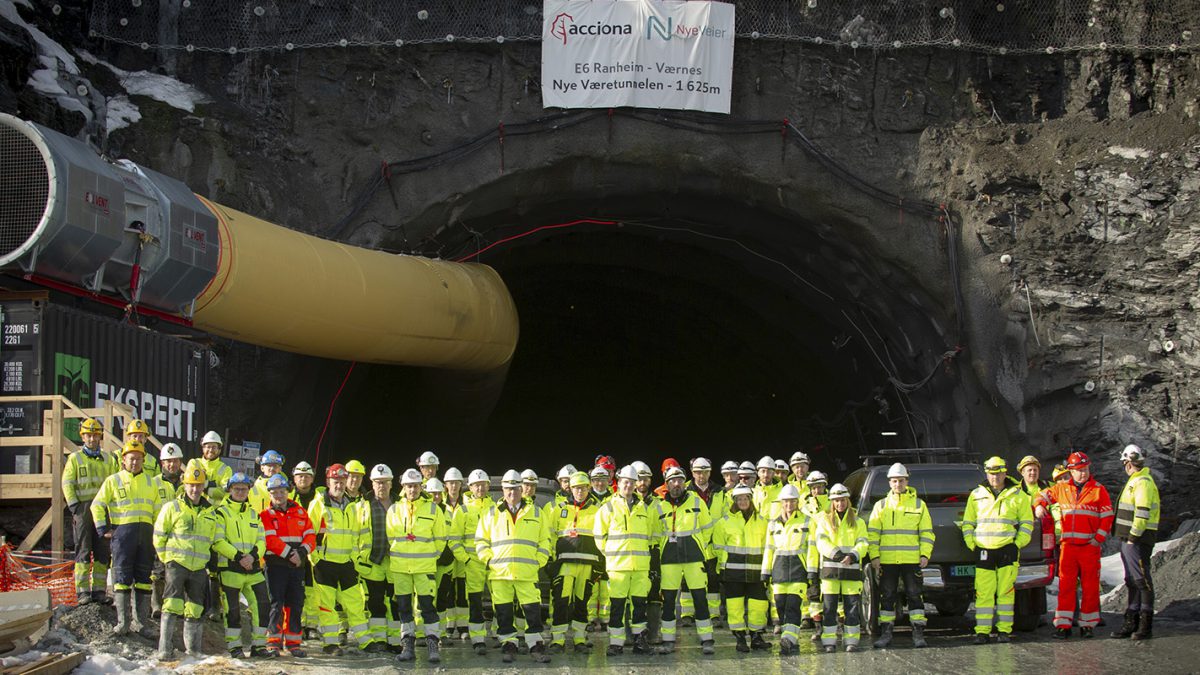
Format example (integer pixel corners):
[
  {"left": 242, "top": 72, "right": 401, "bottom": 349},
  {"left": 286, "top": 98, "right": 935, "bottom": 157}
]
[
  {"left": 814, "top": 484, "right": 868, "bottom": 653},
  {"left": 714, "top": 485, "right": 770, "bottom": 652}
]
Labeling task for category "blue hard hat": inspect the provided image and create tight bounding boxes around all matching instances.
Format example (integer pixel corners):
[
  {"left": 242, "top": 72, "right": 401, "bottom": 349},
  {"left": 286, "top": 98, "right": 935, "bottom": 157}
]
[
  {"left": 260, "top": 450, "right": 284, "bottom": 466},
  {"left": 225, "top": 472, "right": 253, "bottom": 490},
  {"left": 266, "top": 474, "right": 290, "bottom": 490}
]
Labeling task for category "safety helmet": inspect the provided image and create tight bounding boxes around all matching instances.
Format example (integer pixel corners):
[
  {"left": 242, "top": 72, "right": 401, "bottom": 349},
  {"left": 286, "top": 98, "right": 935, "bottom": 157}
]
[
  {"left": 468, "top": 469, "right": 490, "bottom": 485},
  {"left": 691, "top": 457, "right": 711, "bottom": 470},
  {"left": 731, "top": 485, "right": 754, "bottom": 499},
  {"left": 1052, "top": 464, "right": 1069, "bottom": 481},
  {"left": 1017, "top": 455, "right": 1041, "bottom": 471},
  {"left": 632, "top": 461, "right": 652, "bottom": 478},
  {"left": 260, "top": 450, "right": 284, "bottom": 466},
  {"left": 125, "top": 419, "right": 149, "bottom": 436},
  {"left": 590, "top": 465, "right": 611, "bottom": 479},
  {"left": 201, "top": 430, "right": 223, "bottom": 446},
  {"left": 737, "top": 461, "right": 756, "bottom": 476},
  {"left": 805, "top": 470, "right": 828, "bottom": 486},
  {"left": 345, "top": 460, "right": 366, "bottom": 475},
  {"left": 984, "top": 456, "right": 1008, "bottom": 474},
  {"left": 887, "top": 462, "right": 909, "bottom": 479},
  {"left": 777, "top": 484, "right": 801, "bottom": 501},
  {"left": 181, "top": 462, "right": 207, "bottom": 485},
  {"left": 400, "top": 468, "right": 424, "bottom": 485},
  {"left": 500, "top": 469, "right": 523, "bottom": 488},
  {"left": 661, "top": 458, "right": 680, "bottom": 475},
  {"left": 425, "top": 478, "right": 444, "bottom": 493},
  {"left": 293, "top": 461, "right": 314, "bottom": 476},
  {"left": 1065, "top": 451, "right": 1090, "bottom": 469},
  {"left": 443, "top": 467, "right": 464, "bottom": 483},
  {"left": 417, "top": 451, "right": 440, "bottom": 467},
  {"left": 225, "top": 472, "right": 253, "bottom": 490},
  {"left": 1120, "top": 444, "right": 1144, "bottom": 463},
  {"left": 79, "top": 418, "right": 104, "bottom": 435},
  {"left": 616, "top": 465, "right": 639, "bottom": 482},
  {"left": 595, "top": 454, "right": 616, "bottom": 474},
  {"left": 556, "top": 464, "right": 576, "bottom": 480},
  {"left": 721, "top": 460, "right": 739, "bottom": 473},
  {"left": 521, "top": 469, "right": 538, "bottom": 484},
  {"left": 774, "top": 459, "right": 788, "bottom": 471},
  {"left": 370, "top": 463, "right": 393, "bottom": 480},
  {"left": 756, "top": 456, "right": 774, "bottom": 470},
  {"left": 829, "top": 483, "right": 851, "bottom": 500},
  {"left": 664, "top": 466, "right": 686, "bottom": 482},
  {"left": 789, "top": 451, "right": 811, "bottom": 466},
  {"left": 569, "top": 471, "right": 590, "bottom": 488},
  {"left": 159, "top": 443, "right": 184, "bottom": 461},
  {"left": 266, "top": 474, "right": 290, "bottom": 491},
  {"left": 122, "top": 440, "right": 146, "bottom": 456},
  {"left": 326, "top": 463, "right": 349, "bottom": 480}
]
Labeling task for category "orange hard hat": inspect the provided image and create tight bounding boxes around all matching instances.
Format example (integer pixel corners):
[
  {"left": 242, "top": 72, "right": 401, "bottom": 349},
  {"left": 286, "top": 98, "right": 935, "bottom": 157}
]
[{"left": 661, "top": 458, "right": 680, "bottom": 475}]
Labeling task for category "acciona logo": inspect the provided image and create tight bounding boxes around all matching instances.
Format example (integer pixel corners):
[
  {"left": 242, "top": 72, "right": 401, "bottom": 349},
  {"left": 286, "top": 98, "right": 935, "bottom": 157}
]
[{"left": 550, "top": 12, "right": 633, "bottom": 45}]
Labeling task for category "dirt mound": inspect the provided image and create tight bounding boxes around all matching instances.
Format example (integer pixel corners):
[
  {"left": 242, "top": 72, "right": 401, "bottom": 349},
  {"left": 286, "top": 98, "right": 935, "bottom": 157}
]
[{"left": 1101, "top": 532, "right": 1200, "bottom": 619}]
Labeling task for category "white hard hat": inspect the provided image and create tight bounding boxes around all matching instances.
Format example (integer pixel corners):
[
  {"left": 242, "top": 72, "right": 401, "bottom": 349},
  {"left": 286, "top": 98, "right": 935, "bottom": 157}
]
[
  {"left": 425, "top": 478, "right": 444, "bottom": 493},
  {"left": 1120, "top": 444, "right": 1144, "bottom": 463},
  {"left": 159, "top": 443, "right": 183, "bottom": 461},
  {"left": 443, "top": 467, "right": 464, "bottom": 482},
  {"left": 691, "top": 457, "right": 711, "bottom": 470},
  {"left": 887, "top": 462, "right": 909, "bottom": 479},
  {"left": 501, "top": 469, "right": 522, "bottom": 488},
  {"left": 631, "top": 461, "right": 652, "bottom": 478},
  {"left": 200, "top": 430, "right": 223, "bottom": 446},
  {"left": 370, "top": 463, "right": 393, "bottom": 480},
  {"left": 292, "top": 461, "right": 314, "bottom": 476},
  {"left": 468, "top": 469, "right": 490, "bottom": 485},
  {"left": 777, "top": 484, "right": 801, "bottom": 501},
  {"left": 417, "top": 451, "right": 440, "bottom": 466},
  {"left": 731, "top": 485, "right": 753, "bottom": 498},
  {"left": 616, "top": 465, "right": 639, "bottom": 481},
  {"left": 590, "top": 465, "right": 611, "bottom": 479},
  {"left": 756, "top": 456, "right": 774, "bottom": 470},
  {"left": 789, "top": 451, "right": 810, "bottom": 466},
  {"left": 829, "top": 483, "right": 851, "bottom": 500},
  {"left": 738, "top": 461, "right": 756, "bottom": 476},
  {"left": 664, "top": 466, "right": 687, "bottom": 481},
  {"left": 556, "top": 464, "right": 576, "bottom": 480},
  {"left": 721, "top": 460, "right": 739, "bottom": 473},
  {"left": 520, "top": 469, "right": 538, "bottom": 483},
  {"left": 774, "top": 459, "right": 788, "bottom": 471},
  {"left": 400, "top": 468, "right": 423, "bottom": 485},
  {"left": 805, "top": 470, "right": 827, "bottom": 485}
]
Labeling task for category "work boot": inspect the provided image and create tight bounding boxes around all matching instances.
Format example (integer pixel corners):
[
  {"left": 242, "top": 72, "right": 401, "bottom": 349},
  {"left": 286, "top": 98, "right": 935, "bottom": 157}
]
[
  {"left": 1080, "top": 626, "right": 1095, "bottom": 638},
  {"left": 93, "top": 590, "right": 112, "bottom": 605},
  {"left": 1111, "top": 610, "right": 1138, "bottom": 639},
  {"left": 1131, "top": 612, "right": 1153, "bottom": 641},
  {"left": 157, "top": 613, "right": 178, "bottom": 660},
  {"left": 972, "top": 633, "right": 989, "bottom": 645},
  {"left": 426, "top": 636, "right": 441, "bottom": 663},
  {"left": 823, "top": 644, "right": 836, "bottom": 653},
  {"left": 290, "top": 646, "right": 308, "bottom": 658},
  {"left": 531, "top": 642, "right": 550, "bottom": 663},
  {"left": 800, "top": 617, "right": 815, "bottom": 630},
  {"left": 113, "top": 590, "right": 132, "bottom": 636},
  {"left": 228, "top": 646, "right": 244, "bottom": 659},
  {"left": 657, "top": 640, "right": 675, "bottom": 654},
  {"left": 249, "top": 646, "right": 275, "bottom": 658},
  {"left": 1053, "top": 627, "right": 1070, "bottom": 639},
  {"left": 573, "top": 640, "right": 592, "bottom": 653},
  {"left": 846, "top": 643, "right": 858, "bottom": 652},
  {"left": 996, "top": 633, "right": 1011, "bottom": 643},
  {"left": 734, "top": 631, "right": 750, "bottom": 653},
  {"left": 134, "top": 590, "right": 157, "bottom": 640},
  {"left": 632, "top": 631, "right": 651, "bottom": 654},
  {"left": 778, "top": 637, "right": 796, "bottom": 656},
  {"left": 397, "top": 635, "right": 416, "bottom": 662},
  {"left": 751, "top": 631, "right": 771, "bottom": 650},
  {"left": 546, "top": 642, "right": 564, "bottom": 655},
  {"left": 364, "top": 641, "right": 387, "bottom": 654},
  {"left": 873, "top": 623, "right": 894, "bottom": 649},
  {"left": 605, "top": 644, "right": 623, "bottom": 656},
  {"left": 473, "top": 641, "right": 487, "bottom": 656},
  {"left": 503, "top": 642, "right": 518, "bottom": 662},
  {"left": 323, "top": 644, "right": 343, "bottom": 656},
  {"left": 701, "top": 640, "right": 715, "bottom": 655},
  {"left": 911, "top": 624, "right": 927, "bottom": 648},
  {"left": 77, "top": 591, "right": 94, "bottom": 606},
  {"left": 679, "top": 615, "right": 695, "bottom": 627}
]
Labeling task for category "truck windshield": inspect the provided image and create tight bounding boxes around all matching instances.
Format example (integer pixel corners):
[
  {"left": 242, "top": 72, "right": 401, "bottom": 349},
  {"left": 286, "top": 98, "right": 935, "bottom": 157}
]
[{"left": 868, "top": 468, "right": 983, "bottom": 505}]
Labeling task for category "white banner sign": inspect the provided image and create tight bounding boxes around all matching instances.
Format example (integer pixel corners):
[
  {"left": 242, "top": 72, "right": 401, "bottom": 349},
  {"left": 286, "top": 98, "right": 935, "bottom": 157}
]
[{"left": 542, "top": 0, "right": 735, "bottom": 114}]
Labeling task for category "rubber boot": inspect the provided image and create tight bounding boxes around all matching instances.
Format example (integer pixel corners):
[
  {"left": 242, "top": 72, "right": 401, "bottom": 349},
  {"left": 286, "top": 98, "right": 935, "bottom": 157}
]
[
  {"left": 873, "top": 622, "right": 893, "bottom": 649},
  {"left": 911, "top": 624, "right": 927, "bottom": 648},
  {"left": 426, "top": 636, "right": 441, "bottom": 663},
  {"left": 183, "top": 618, "right": 205, "bottom": 656},
  {"left": 157, "top": 613, "right": 178, "bottom": 660},
  {"left": 113, "top": 590, "right": 132, "bottom": 636},
  {"left": 1131, "top": 611, "right": 1153, "bottom": 640},
  {"left": 701, "top": 639, "right": 715, "bottom": 655},
  {"left": 646, "top": 602, "right": 663, "bottom": 644},
  {"left": 1111, "top": 610, "right": 1138, "bottom": 639},
  {"left": 397, "top": 635, "right": 416, "bottom": 662},
  {"left": 134, "top": 590, "right": 157, "bottom": 639},
  {"left": 205, "top": 576, "right": 223, "bottom": 622},
  {"left": 734, "top": 631, "right": 749, "bottom": 653},
  {"left": 151, "top": 577, "right": 164, "bottom": 618}
]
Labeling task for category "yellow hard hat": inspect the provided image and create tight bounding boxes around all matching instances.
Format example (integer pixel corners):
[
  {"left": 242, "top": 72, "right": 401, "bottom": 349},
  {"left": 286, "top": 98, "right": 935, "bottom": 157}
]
[
  {"left": 345, "top": 459, "right": 366, "bottom": 475},
  {"left": 125, "top": 419, "right": 149, "bottom": 435},
  {"left": 1017, "top": 455, "right": 1041, "bottom": 471},
  {"left": 983, "top": 456, "right": 1007, "bottom": 473},
  {"left": 122, "top": 440, "right": 146, "bottom": 456},
  {"left": 182, "top": 459, "right": 207, "bottom": 485},
  {"left": 79, "top": 418, "right": 104, "bottom": 435},
  {"left": 1052, "top": 464, "right": 1069, "bottom": 481}
]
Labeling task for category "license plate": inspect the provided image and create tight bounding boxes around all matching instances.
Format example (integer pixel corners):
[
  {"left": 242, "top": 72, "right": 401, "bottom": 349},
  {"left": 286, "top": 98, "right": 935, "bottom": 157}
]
[{"left": 951, "top": 565, "right": 975, "bottom": 577}]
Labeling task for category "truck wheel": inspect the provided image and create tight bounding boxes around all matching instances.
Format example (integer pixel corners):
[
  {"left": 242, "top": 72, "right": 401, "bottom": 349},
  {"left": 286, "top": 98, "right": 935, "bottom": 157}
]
[
  {"left": 1013, "top": 588, "right": 1045, "bottom": 632},
  {"left": 933, "top": 598, "right": 970, "bottom": 617},
  {"left": 862, "top": 566, "right": 880, "bottom": 637}
]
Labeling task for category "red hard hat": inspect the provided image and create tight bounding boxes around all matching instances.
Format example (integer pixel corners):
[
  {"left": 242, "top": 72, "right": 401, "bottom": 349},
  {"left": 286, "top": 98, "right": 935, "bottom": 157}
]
[
  {"left": 595, "top": 454, "right": 616, "bottom": 473},
  {"left": 1065, "top": 451, "right": 1090, "bottom": 469},
  {"left": 326, "top": 463, "right": 349, "bottom": 479},
  {"left": 661, "top": 458, "right": 680, "bottom": 475}
]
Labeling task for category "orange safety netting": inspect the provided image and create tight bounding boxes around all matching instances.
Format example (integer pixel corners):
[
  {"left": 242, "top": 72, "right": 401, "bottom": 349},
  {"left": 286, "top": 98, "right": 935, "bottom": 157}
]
[{"left": 0, "top": 544, "right": 77, "bottom": 607}]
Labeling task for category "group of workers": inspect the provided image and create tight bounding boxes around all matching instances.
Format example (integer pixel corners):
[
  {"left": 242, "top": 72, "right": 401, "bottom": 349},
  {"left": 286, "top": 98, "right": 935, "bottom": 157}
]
[{"left": 61, "top": 419, "right": 1162, "bottom": 663}]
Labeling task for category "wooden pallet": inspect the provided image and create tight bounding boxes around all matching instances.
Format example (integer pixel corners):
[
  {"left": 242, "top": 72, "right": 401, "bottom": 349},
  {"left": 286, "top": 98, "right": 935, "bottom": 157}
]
[{"left": 1, "top": 652, "right": 85, "bottom": 675}]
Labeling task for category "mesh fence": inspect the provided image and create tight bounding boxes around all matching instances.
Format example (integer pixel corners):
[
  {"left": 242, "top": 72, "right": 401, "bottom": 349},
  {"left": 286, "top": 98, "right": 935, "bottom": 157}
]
[
  {"left": 89, "top": 0, "right": 1197, "bottom": 55},
  {"left": 0, "top": 545, "right": 77, "bottom": 608}
]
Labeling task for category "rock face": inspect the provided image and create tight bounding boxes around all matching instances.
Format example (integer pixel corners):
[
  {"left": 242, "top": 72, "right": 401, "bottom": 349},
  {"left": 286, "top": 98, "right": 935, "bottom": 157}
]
[
  {"left": 2, "top": 2, "right": 1198, "bottom": 516},
  {"left": 1101, "top": 532, "right": 1200, "bottom": 619}
]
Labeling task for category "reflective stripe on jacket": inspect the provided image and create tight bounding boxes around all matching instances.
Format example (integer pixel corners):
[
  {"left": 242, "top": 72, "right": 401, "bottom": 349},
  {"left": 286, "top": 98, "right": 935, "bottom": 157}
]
[
  {"left": 197, "top": 456, "right": 233, "bottom": 506},
  {"left": 963, "top": 481, "right": 1033, "bottom": 550},
  {"left": 260, "top": 500, "right": 316, "bottom": 563},
  {"left": 154, "top": 496, "right": 220, "bottom": 571},
  {"left": 212, "top": 499, "right": 267, "bottom": 568},
  {"left": 550, "top": 495, "right": 602, "bottom": 566},
  {"left": 308, "top": 491, "right": 365, "bottom": 564},
  {"left": 594, "top": 495, "right": 659, "bottom": 572},
  {"left": 62, "top": 449, "right": 118, "bottom": 507},
  {"left": 752, "top": 482, "right": 783, "bottom": 520},
  {"left": 1034, "top": 478, "right": 1114, "bottom": 546},
  {"left": 816, "top": 508, "right": 868, "bottom": 581},
  {"left": 867, "top": 487, "right": 934, "bottom": 564},
  {"left": 476, "top": 501, "right": 551, "bottom": 581},
  {"left": 386, "top": 496, "right": 446, "bottom": 575},
  {"left": 761, "top": 510, "right": 814, "bottom": 582},
  {"left": 1115, "top": 468, "right": 1160, "bottom": 540},
  {"left": 90, "top": 469, "right": 170, "bottom": 531},
  {"left": 655, "top": 492, "right": 714, "bottom": 565},
  {"left": 714, "top": 509, "right": 768, "bottom": 581}
]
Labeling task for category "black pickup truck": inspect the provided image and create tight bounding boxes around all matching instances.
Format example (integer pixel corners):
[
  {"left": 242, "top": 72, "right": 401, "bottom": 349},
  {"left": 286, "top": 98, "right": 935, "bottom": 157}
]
[{"left": 843, "top": 460, "right": 1056, "bottom": 634}]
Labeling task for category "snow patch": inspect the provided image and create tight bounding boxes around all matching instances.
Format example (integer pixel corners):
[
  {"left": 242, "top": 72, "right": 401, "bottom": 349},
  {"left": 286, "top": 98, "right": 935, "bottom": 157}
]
[
  {"left": 0, "top": 0, "right": 78, "bottom": 73},
  {"left": 80, "top": 51, "right": 210, "bottom": 113},
  {"left": 105, "top": 95, "right": 142, "bottom": 134},
  {"left": 1107, "top": 146, "right": 1152, "bottom": 160}
]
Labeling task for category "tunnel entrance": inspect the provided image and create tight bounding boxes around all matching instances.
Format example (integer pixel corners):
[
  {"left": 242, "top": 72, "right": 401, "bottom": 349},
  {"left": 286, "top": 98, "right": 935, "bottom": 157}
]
[{"left": 333, "top": 182, "right": 969, "bottom": 480}]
